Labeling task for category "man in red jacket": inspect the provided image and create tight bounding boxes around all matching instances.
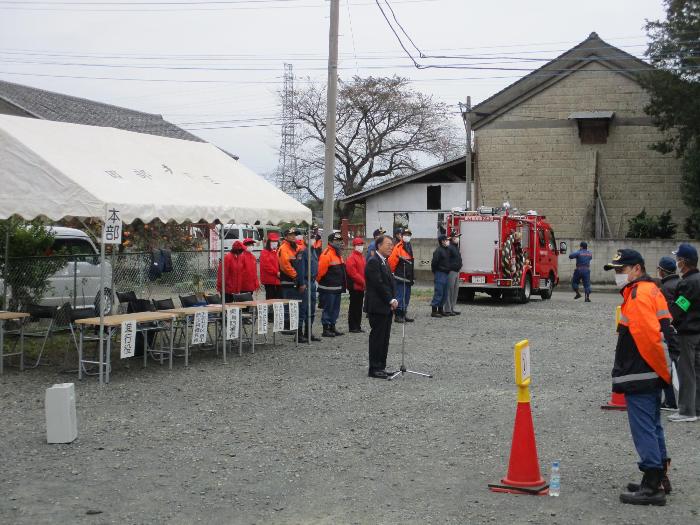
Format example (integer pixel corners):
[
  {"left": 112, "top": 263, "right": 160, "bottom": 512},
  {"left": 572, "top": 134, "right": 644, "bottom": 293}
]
[
  {"left": 260, "top": 233, "right": 281, "bottom": 300},
  {"left": 216, "top": 241, "right": 244, "bottom": 301},
  {"left": 240, "top": 238, "right": 260, "bottom": 294},
  {"left": 346, "top": 237, "right": 367, "bottom": 333}
]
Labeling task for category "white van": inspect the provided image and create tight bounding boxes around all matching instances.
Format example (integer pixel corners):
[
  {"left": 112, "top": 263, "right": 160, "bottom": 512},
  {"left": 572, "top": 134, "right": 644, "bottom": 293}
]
[
  {"left": 1, "top": 227, "right": 113, "bottom": 314},
  {"left": 221, "top": 224, "right": 263, "bottom": 259}
]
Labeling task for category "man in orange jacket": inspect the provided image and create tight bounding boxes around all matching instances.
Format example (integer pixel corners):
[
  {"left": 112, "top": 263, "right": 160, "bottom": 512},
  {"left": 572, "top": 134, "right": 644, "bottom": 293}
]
[
  {"left": 317, "top": 232, "right": 347, "bottom": 337},
  {"left": 278, "top": 228, "right": 307, "bottom": 340},
  {"left": 605, "top": 249, "right": 674, "bottom": 506},
  {"left": 388, "top": 228, "right": 415, "bottom": 323}
]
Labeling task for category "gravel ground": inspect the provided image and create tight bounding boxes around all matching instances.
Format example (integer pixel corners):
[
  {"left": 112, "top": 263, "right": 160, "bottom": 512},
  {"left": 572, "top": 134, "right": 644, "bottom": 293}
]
[{"left": 1, "top": 290, "right": 699, "bottom": 525}]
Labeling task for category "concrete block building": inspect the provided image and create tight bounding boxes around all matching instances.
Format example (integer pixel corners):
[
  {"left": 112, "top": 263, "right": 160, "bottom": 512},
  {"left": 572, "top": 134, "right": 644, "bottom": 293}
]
[{"left": 470, "top": 32, "right": 686, "bottom": 239}]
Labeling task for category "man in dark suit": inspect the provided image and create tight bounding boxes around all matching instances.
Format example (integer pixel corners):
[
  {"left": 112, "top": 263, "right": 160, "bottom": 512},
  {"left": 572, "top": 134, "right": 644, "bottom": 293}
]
[{"left": 364, "top": 234, "right": 398, "bottom": 379}]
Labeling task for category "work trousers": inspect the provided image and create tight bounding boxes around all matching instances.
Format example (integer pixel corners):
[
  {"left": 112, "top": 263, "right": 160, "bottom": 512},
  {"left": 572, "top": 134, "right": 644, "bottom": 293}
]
[
  {"left": 395, "top": 281, "right": 411, "bottom": 312},
  {"left": 320, "top": 291, "right": 341, "bottom": 326},
  {"left": 625, "top": 390, "right": 667, "bottom": 471},
  {"left": 368, "top": 312, "right": 392, "bottom": 371},
  {"left": 677, "top": 333, "right": 700, "bottom": 417},
  {"left": 264, "top": 284, "right": 281, "bottom": 300},
  {"left": 443, "top": 271, "right": 460, "bottom": 313},
  {"left": 431, "top": 271, "right": 449, "bottom": 307},
  {"left": 572, "top": 268, "right": 591, "bottom": 294},
  {"left": 348, "top": 290, "right": 364, "bottom": 331},
  {"left": 281, "top": 286, "right": 302, "bottom": 330},
  {"left": 300, "top": 282, "right": 317, "bottom": 328}
]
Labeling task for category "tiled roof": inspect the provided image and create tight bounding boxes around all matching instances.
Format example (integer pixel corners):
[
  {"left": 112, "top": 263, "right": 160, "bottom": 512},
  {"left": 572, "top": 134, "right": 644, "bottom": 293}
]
[{"left": 0, "top": 79, "right": 203, "bottom": 142}]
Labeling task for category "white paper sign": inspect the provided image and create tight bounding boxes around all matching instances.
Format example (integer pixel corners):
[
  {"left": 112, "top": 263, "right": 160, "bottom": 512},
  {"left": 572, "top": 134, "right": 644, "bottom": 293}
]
[
  {"left": 273, "top": 302, "right": 285, "bottom": 333},
  {"left": 102, "top": 207, "right": 123, "bottom": 245},
  {"left": 225, "top": 306, "right": 240, "bottom": 340},
  {"left": 257, "top": 304, "right": 269, "bottom": 335},
  {"left": 120, "top": 320, "right": 136, "bottom": 358},
  {"left": 289, "top": 301, "right": 299, "bottom": 330},
  {"left": 520, "top": 344, "right": 531, "bottom": 383},
  {"left": 191, "top": 311, "right": 208, "bottom": 345}
]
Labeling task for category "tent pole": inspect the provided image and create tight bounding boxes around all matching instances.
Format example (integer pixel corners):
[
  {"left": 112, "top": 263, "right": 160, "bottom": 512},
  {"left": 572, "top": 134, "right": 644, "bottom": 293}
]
[
  {"left": 2, "top": 228, "right": 9, "bottom": 310},
  {"left": 98, "top": 210, "right": 107, "bottom": 385},
  {"left": 307, "top": 225, "right": 312, "bottom": 346},
  {"left": 220, "top": 223, "right": 226, "bottom": 364}
]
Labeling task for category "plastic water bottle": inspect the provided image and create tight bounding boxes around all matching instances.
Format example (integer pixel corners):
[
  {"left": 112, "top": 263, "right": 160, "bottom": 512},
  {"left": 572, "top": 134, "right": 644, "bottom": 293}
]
[{"left": 549, "top": 461, "right": 561, "bottom": 497}]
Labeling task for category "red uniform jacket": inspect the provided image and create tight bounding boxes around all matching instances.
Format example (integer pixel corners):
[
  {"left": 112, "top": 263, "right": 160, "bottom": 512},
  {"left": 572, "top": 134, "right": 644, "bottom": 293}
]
[
  {"left": 259, "top": 248, "right": 280, "bottom": 285},
  {"left": 240, "top": 249, "right": 259, "bottom": 292},
  {"left": 345, "top": 250, "right": 366, "bottom": 292},
  {"left": 216, "top": 245, "right": 244, "bottom": 294}
]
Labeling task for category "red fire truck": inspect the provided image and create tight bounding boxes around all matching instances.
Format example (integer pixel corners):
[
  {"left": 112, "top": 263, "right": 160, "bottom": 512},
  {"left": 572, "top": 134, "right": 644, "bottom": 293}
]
[{"left": 445, "top": 206, "right": 567, "bottom": 303}]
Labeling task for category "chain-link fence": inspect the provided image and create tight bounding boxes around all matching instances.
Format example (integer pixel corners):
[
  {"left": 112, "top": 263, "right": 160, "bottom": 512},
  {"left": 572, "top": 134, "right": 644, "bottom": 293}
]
[{"left": 1, "top": 250, "right": 231, "bottom": 313}]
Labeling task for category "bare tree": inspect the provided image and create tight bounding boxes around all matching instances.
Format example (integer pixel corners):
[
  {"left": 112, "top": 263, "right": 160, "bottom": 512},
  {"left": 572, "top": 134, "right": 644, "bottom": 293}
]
[{"left": 282, "top": 76, "right": 460, "bottom": 218}]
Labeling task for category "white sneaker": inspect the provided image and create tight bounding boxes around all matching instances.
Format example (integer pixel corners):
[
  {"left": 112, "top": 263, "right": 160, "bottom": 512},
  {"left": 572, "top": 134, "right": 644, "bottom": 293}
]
[{"left": 667, "top": 413, "right": 698, "bottom": 422}]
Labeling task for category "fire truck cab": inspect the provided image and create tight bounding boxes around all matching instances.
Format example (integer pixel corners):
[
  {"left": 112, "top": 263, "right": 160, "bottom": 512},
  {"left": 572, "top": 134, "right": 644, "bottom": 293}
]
[{"left": 446, "top": 206, "right": 567, "bottom": 303}]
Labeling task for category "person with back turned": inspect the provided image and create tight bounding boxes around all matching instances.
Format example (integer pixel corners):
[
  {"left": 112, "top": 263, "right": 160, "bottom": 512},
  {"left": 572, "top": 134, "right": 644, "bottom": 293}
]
[
  {"left": 604, "top": 249, "right": 674, "bottom": 506},
  {"left": 364, "top": 234, "right": 398, "bottom": 379},
  {"left": 569, "top": 241, "right": 593, "bottom": 302}
]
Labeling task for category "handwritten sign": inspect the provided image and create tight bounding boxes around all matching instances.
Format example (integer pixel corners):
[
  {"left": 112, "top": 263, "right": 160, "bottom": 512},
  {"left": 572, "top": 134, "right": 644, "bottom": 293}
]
[
  {"left": 273, "top": 302, "right": 285, "bottom": 332},
  {"left": 120, "top": 320, "right": 136, "bottom": 358},
  {"left": 225, "top": 306, "right": 240, "bottom": 340},
  {"left": 191, "top": 311, "right": 208, "bottom": 345},
  {"left": 102, "top": 207, "right": 123, "bottom": 245},
  {"left": 289, "top": 301, "right": 299, "bottom": 330},
  {"left": 257, "top": 304, "right": 269, "bottom": 335}
]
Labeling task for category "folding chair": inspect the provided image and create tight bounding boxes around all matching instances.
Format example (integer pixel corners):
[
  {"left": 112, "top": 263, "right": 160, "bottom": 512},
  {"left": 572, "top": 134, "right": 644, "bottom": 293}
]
[
  {"left": 116, "top": 291, "right": 137, "bottom": 314},
  {"left": 151, "top": 298, "right": 187, "bottom": 359},
  {"left": 24, "top": 304, "right": 59, "bottom": 368},
  {"left": 179, "top": 294, "right": 200, "bottom": 308},
  {"left": 59, "top": 302, "right": 104, "bottom": 375},
  {"left": 204, "top": 293, "right": 221, "bottom": 305}
]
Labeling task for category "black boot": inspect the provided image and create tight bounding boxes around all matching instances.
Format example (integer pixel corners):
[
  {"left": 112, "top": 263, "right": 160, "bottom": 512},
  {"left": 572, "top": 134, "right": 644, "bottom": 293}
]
[
  {"left": 394, "top": 310, "right": 405, "bottom": 323},
  {"left": 322, "top": 325, "right": 335, "bottom": 337},
  {"left": 620, "top": 469, "right": 666, "bottom": 506},
  {"left": 574, "top": 290, "right": 581, "bottom": 300},
  {"left": 627, "top": 459, "right": 672, "bottom": 494},
  {"left": 438, "top": 306, "right": 446, "bottom": 317},
  {"left": 297, "top": 327, "right": 308, "bottom": 344},
  {"left": 331, "top": 324, "right": 344, "bottom": 336},
  {"left": 431, "top": 306, "right": 443, "bottom": 318},
  {"left": 585, "top": 293, "right": 591, "bottom": 302}
]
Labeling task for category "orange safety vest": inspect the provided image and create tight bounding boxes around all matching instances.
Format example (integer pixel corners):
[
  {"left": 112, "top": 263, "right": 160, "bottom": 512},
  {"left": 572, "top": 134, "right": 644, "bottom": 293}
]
[{"left": 619, "top": 280, "right": 672, "bottom": 384}]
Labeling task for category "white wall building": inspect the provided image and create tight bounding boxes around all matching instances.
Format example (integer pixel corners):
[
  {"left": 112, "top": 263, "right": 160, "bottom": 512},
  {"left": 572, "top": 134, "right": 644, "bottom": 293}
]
[{"left": 342, "top": 157, "right": 469, "bottom": 239}]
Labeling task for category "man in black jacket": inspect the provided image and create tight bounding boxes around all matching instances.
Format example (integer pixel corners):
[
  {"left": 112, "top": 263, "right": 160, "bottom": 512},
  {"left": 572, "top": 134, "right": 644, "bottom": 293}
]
[
  {"left": 443, "top": 233, "right": 462, "bottom": 316},
  {"left": 656, "top": 256, "right": 680, "bottom": 411},
  {"left": 430, "top": 234, "right": 452, "bottom": 318},
  {"left": 364, "top": 235, "right": 398, "bottom": 379},
  {"left": 669, "top": 243, "right": 700, "bottom": 423}
]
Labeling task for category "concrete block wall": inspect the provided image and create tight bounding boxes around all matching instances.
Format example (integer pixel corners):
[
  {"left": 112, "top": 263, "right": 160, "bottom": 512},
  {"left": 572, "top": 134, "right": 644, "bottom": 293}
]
[
  {"left": 558, "top": 238, "right": 690, "bottom": 284},
  {"left": 475, "top": 62, "right": 687, "bottom": 240}
]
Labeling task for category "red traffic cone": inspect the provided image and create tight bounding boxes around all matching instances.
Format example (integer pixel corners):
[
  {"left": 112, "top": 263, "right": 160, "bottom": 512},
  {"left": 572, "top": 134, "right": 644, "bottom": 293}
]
[
  {"left": 489, "top": 340, "right": 548, "bottom": 495},
  {"left": 601, "top": 391, "right": 627, "bottom": 411}
]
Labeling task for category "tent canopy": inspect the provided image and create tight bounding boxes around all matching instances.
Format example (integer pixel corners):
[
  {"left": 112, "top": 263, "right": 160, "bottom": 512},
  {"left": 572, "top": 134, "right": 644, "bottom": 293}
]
[{"left": 0, "top": 114, "right": 311, "bottom": 225}]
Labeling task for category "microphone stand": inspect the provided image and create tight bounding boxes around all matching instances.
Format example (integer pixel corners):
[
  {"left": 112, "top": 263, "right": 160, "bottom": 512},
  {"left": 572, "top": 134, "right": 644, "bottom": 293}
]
[{"left": 388, "top": 251, "right": 432, "bottom": 381}]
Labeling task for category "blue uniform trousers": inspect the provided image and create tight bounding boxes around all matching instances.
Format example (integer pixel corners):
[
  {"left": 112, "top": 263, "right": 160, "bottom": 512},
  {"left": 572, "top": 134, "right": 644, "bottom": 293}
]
[
  {"left": 320, "top": 291, "right": 341, "bottom": 326},
  {"left": 300, "top": 282, "right": 317, "bottom": 328},
  {"left": 282, "top": 286, "right": 302, "bottom": 330},
  {"left": 431, "top": 271, "right": 449, "bottom": 307},
  {"left": 625, "top": 390, "right": 667, "bottom": 471},
  {"left": 396, "top": 281, "right": 411, "bottom": 312},
  {"left": 572, "top": 268, "right": 591, "bottom": 294}
]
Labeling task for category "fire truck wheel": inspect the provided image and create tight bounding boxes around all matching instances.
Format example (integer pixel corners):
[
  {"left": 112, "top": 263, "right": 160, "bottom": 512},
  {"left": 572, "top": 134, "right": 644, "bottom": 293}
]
[
  {"left": 539, "top": 273, "right": 554, "bottom": 300},
  {"left": 517, "top": 274, "right": 532, "bottom": 304},
  {"left": 458, "top": 288, "right": 475, "bottom": 303}
]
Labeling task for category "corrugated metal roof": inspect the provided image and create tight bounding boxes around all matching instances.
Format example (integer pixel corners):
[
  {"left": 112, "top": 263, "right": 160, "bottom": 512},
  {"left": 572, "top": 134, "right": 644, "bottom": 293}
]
[{"left": 0, "top": 79, "right": 203, "bottom": 142}]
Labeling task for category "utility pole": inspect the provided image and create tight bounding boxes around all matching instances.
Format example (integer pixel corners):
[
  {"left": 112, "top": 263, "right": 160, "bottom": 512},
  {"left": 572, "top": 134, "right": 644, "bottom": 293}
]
[
  {"left": 322, "top": 0, "right": 340, "bottom": 245},
  {"left": 459, "top": 96, "right": 473, "bottom": 210}
]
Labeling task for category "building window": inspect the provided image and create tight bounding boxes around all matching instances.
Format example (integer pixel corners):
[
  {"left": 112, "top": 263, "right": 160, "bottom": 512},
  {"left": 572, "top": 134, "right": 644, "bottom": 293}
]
[
  {"left": 427, "top": 185, "right": 442, "bottom": 210},
  {"left": 578, "top": 120, "right": 609, "bottom": 144},
  {"left": 393, "top": 213, "right": 409, "bottom": 234}
]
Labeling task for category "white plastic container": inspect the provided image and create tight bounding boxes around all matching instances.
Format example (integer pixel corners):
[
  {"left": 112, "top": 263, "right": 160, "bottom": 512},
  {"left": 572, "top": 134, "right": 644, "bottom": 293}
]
[{"left": 45, "top": 383, "right": 78, "bottom": 444}]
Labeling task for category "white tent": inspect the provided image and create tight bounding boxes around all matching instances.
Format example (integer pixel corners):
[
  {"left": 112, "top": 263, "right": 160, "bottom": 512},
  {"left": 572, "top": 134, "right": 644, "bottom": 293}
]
[
  {"left": 0, "top": 114, "right": 311, "bottom": 224},
  {"left": 0, "top": 114, "right": 311, "bottom": 382}
]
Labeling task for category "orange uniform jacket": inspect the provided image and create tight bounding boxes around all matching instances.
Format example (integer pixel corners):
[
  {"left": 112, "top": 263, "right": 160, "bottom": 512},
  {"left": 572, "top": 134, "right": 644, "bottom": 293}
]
[{"left": 278, "top": 240, "right": 300, "bottom": 287}]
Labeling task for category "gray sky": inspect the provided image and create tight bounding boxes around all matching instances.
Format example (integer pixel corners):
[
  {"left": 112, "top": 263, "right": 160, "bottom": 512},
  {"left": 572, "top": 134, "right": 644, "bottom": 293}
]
[{"left": 0, "top": 0, "right": 666, "bottom": 176}]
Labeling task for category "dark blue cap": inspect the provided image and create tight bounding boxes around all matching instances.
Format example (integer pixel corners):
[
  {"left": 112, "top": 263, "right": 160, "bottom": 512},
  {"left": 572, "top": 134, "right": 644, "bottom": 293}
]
[
  {"left": 438, "top": 234, "right": 448, "bottom": 242},
  {"left": 673, "top": 243, "right": 698, "bottom": 263},
  {"left": 658, "top": 256, "right": 676, "bottom": 273},
  {"left": 580, "top": 241, "right": 588, "bottom": 249},
  {"left": 604, "top": 249, "right": 644, "bottom": 271}
]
